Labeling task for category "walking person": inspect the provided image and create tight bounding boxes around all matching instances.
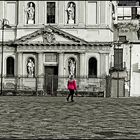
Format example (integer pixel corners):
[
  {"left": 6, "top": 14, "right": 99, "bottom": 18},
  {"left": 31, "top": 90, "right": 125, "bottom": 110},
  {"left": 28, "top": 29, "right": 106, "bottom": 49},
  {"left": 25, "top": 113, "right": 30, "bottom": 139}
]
[{"left": 66, "top": 75, "right": 77, "bottom": 102}]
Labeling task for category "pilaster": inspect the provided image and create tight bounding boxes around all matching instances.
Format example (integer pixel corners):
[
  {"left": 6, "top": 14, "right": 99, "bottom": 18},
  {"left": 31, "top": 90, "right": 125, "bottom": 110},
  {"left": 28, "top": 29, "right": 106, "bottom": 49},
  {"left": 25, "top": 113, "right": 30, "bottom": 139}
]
[
  {"left": 17, "top": 52, "right": 23, "bottom": 89},
  {"left": 37, "top": 52, "right": 43, "bottom": 91},
  {"left": 80, "top": 52, "right": 85, "bottom": 77},
  {"left": 79, "top": 52, "right": 86, "bottom": 89},
  {"left": 58, "top": 52, "right": 64, "bottom": 90}
]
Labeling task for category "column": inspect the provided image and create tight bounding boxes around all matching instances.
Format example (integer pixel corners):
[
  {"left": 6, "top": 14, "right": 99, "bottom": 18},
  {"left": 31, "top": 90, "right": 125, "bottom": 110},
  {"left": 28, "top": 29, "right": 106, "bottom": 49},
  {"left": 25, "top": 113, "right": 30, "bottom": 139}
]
[
  {"left": 78, "top": 1, "right": 85, "bottom": 26},
  {"left": 100, "top": 53, "right": 107, "bottom": 97},
  {"left": 38, "top": 53, "right": 43, "bottom": 76},
  {"left": 79, "top": 52, "right": 85, "bottom": 89},
  {"left": 37, "top": 53, "right": 43, "bottom": 91},
  {"left": 80, "top": 52, "right": 85, "bottom": 77},
  {"left": 58, "top": 52, "right": 64, "bottom": 77},
  {"left": 100, "top": 1, "right": 106, "bottom": 24},
  {"left": 17, "top": 52, "right": 23, "bottom": 89},
  {"left": 100, "top": 53, "right": 105, "bottom": 77},
  {"left": 58, "top": 52, "right": 64, "bottom": 90},
  {"left": 58, "top": 1, "right": 64, "bottom": 25},
  {"left": 105, "top": 54, "right": 109, "bottom": 75}
]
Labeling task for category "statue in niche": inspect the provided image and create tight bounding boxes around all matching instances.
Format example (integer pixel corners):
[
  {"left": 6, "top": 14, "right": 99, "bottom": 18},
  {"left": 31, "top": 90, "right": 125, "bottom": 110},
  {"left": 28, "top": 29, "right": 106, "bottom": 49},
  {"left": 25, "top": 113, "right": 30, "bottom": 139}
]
[
  {"left": 66, "top": 2, "right": 76, "bottom": 24},
  {"left": 68, "top": 58, "right": 76, "bottom": 76},
  {"left": 27, "top": 58, "right": 35, "bottom": 77},
  {"left": 25, "top": 2, "right": 35, "bottom": 24}
]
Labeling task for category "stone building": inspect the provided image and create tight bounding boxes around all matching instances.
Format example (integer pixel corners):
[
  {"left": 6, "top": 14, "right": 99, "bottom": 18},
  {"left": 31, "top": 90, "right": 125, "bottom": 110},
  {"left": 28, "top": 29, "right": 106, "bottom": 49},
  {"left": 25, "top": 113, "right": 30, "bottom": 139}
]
[
  {"left": 111, "top": 0, "right": 140, "bottom": 97},
  {"left": 0, "top": 1, "right": 116, "bottom": 96}
]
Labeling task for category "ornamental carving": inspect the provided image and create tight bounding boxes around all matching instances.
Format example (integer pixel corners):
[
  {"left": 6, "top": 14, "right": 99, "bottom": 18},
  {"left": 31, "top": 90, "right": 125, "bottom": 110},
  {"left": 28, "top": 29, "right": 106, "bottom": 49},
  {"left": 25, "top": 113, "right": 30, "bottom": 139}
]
[
  {"left": 42, "top": 28, "right": 56, "bottom": 43},
  {"left": 117, "top": 22, "right": 139, "bottom": 31}
]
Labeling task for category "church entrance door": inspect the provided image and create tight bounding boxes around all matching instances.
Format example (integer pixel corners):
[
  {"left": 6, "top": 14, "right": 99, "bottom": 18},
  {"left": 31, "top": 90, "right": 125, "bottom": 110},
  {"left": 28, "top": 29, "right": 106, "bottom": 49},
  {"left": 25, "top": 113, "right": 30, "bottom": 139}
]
[{"left": 44, "top": 66, "right": 58, "bottom": 96}]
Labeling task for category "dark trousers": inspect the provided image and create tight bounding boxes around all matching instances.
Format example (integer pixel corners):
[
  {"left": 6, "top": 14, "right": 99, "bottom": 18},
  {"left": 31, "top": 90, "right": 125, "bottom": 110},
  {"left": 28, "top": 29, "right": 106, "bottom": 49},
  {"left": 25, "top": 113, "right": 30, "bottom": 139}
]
[{"left": 67, "top": 90, "right": 74, "bottom": 101}]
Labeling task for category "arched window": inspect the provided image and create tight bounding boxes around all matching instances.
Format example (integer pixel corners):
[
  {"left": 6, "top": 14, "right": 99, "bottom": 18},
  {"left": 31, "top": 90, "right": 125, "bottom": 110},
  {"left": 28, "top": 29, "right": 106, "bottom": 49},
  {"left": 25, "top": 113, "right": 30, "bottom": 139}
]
[
  {"left": 25, "top": 2, "right": 35, "bottom": 24},
  {"left": 6, "top": 57, "right": 14, "bottom": 77},
  {"left": 66, "top": 2, "right": 76, "bottom": 24},
  {"left": 88, "top": 57, "right": 97, "bottom": 78}
]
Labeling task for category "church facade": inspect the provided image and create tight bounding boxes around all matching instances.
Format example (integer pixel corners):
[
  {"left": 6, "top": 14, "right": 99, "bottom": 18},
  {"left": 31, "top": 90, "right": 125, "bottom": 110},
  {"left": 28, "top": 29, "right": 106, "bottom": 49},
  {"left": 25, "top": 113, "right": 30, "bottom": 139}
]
[{"left": 0, "top": 1, "right": 116, "bottom": 96}]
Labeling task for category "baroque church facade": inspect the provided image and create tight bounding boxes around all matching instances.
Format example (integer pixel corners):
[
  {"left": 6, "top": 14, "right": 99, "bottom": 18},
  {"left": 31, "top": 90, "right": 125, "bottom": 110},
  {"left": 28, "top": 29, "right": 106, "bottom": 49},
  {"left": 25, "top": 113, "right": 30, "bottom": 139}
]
[{"left": 0, "top": 1, "right": 116, "bottom": 96}]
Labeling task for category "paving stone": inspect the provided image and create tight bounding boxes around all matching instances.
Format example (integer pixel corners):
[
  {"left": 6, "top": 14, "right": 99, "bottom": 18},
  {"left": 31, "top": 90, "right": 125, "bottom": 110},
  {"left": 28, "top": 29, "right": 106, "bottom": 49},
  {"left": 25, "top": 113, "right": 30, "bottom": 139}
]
[{"left": 0, "top": 96, "right": 140, "bottom": 139}]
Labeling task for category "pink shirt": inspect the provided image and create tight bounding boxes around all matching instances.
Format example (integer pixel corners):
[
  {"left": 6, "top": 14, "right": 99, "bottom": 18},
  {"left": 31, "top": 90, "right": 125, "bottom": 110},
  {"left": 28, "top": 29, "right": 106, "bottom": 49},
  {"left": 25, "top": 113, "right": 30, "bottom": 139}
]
[{"left": 67, "top": 79, "right": 77, "bottom": 90}]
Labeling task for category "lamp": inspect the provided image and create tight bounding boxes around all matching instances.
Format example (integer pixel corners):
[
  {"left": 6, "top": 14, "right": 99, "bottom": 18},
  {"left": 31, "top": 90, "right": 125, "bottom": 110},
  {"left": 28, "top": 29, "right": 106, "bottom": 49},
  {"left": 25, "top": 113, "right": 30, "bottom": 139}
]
[{"left": 0, "top": 19, "right": 11, "bottom": 95}]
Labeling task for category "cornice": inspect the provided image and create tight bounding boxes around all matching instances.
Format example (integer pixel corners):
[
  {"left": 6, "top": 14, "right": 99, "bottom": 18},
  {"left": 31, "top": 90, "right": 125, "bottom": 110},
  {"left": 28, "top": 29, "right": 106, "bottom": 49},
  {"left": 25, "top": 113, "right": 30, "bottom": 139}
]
[{"left": 15, "top": 44, "right": 111, "bottom": 53}]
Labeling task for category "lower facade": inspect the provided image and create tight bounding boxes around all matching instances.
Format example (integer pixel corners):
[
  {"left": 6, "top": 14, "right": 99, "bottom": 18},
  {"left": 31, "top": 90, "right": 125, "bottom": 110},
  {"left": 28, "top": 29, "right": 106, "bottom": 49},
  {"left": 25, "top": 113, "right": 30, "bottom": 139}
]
[
  {"left": 1, "top": 51, "right": 109, "bottom": 97},
  {"left": 0, "top": 26, "right": 111, "bottom": 97}
]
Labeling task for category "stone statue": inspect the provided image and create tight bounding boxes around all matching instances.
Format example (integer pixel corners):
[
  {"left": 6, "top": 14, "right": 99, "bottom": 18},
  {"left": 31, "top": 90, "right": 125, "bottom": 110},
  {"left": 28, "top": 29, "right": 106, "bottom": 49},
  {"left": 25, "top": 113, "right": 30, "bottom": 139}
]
[
  {"left": 25, "top": 2, "right": 35, "bottom": 24},
  {"left": 27, "top": 59, "right": 35, "bottom": 77},
  {"left": 66, "top": 2, "right": 75, "bottom": 24},
  {"left": 68, "top": 58, "right": 76, "bottom": 76}
]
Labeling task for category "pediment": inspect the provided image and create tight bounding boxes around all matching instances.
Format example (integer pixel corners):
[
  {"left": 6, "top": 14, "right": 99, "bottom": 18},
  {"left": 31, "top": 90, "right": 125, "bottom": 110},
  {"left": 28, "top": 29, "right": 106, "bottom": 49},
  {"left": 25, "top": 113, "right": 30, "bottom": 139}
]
[
  {"left": 15, "top": 25, "right": 88, "bottom": 44},
  {"left": 27, "top": 32, "right": 74, "bottom": 43}
]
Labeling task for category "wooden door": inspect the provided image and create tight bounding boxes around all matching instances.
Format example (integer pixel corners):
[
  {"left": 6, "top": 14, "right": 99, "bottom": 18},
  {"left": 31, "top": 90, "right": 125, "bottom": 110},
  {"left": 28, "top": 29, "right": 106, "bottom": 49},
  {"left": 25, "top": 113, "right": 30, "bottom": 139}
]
[{"left": 45, "top": 66, "right": 58, "bottom": 96}]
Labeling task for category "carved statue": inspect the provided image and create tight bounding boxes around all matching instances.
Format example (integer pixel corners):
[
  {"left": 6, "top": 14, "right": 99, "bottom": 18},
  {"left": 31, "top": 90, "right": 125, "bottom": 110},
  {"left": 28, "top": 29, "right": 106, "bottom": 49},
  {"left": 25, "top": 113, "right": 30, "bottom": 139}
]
[
  {"left": 25, "top": 2, "right": 35, "bottom": 24},
  {"left": 68, "top": 58, "right": 76, "bottom": 76},
  {"left": 66, "top": 2, "right": 75, "bottom": 24},
  {"left": 27, "top": 58, "right": 35, "bottom": 77}
]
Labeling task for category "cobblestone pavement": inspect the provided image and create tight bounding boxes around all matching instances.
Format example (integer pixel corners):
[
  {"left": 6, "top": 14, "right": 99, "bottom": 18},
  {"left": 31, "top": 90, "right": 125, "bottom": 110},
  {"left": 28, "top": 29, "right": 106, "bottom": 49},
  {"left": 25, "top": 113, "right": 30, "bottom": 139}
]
[{"left": 0, "top": 96, "right": 140, "bottom": 139}]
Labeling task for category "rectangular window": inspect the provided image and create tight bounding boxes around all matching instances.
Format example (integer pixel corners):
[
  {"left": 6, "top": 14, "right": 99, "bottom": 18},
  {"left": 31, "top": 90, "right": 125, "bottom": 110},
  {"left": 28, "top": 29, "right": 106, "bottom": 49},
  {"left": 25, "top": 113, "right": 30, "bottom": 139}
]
[
  {"left": 118, "top": 1, "right": 139, "bottom": 6},
  {"left": 119, "top": 36, "right": 127, "bottom": 42},
  {"left": 118, "top": 7, "right": 131, "bottom": 20},
  {"left": 45, "top": 53, "right": 57, "bottom": 62},
  {"left": 132, "top": 7, "right": 137, "bottom": 19},
  {"left": 87, "top": 1, "right": 97, "bottom": 25},
  {"left": 6, "top": 2, "right": 16, "bottom": 25},
  {"left": 114, "top": 48, "right": 123, "bottom": 70},
  {"left": 47, "top": 2, "right": 55, "bottom": 24}
]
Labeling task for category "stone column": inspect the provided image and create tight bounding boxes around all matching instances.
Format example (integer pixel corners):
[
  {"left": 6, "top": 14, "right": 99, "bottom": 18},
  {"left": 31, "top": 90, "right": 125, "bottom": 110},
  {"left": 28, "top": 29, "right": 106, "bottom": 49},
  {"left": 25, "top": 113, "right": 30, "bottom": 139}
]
[
  {"left": 100, "top": 53, "right": 107, "bottom": 97},
  {"left": 37, "top": 53, "right": 44, "bottom": 91},
  {"left": 80, "top": 52, "right": 85, "bottom": 77},
  {"left": 79, "top": 52, "right": 85, "bottom": 89},
  {"left": 105, "top": 54, "right": 109, "bottom": 75},
  {"left": 17, "top": 52, "right": 23, "bottom": 90},
  {"left": 100, "top": 53, "right": 105, "bottom": 77},
  {"left": 58, "top": 52, "right": 64, "bottom": 91},
  {"left": 78, "top": 1, "right": 85, "bottom": 26}
]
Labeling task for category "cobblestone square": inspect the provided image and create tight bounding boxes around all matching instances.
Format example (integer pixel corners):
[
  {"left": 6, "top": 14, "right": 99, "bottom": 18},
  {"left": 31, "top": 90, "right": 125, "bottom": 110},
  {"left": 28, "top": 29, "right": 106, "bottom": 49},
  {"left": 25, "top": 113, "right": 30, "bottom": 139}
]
[{"left": 0, "top": 96, "right": 139, "bottom": 139}]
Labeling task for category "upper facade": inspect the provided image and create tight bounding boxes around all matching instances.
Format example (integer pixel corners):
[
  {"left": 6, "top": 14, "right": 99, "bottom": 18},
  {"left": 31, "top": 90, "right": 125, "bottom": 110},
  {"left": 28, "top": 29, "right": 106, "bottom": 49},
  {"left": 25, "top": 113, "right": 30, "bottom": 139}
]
[
  {"left": 118, "top": 0, "right": 140, "bottom": 20},
  {"left": 116, "top": 0, "right": 140, "bottom": 42},
  {"left": 0, "top": 1, "right": 117, "bottom": 42}
]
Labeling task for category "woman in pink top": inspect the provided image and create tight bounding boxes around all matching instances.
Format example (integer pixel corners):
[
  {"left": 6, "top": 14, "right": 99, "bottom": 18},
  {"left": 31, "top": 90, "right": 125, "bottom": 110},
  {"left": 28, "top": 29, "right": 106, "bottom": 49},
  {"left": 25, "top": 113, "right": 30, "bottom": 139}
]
[{"left": 66, "top": 75, "right": 77, "bottom": 102}]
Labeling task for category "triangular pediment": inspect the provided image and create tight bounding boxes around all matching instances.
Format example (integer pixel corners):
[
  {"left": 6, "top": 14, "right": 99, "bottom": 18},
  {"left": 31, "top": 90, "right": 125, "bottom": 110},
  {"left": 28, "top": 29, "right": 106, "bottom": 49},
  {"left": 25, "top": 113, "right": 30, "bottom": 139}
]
[
  {"left": 29, "top": 36, "right": 43, "bottom": 42},
  {"left": 15, "top": 25, "right": 88, "bottom": 44},
  {"left": 27, "top": 32, "right": 74, "bottom": 43}
]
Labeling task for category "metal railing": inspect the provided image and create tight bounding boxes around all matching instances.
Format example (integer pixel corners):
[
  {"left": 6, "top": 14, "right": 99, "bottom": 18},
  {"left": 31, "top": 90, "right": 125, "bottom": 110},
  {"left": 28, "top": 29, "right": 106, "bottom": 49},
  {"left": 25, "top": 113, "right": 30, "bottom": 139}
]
[{"left": 0, "top": 75, "right": 107, "bottom": 97}]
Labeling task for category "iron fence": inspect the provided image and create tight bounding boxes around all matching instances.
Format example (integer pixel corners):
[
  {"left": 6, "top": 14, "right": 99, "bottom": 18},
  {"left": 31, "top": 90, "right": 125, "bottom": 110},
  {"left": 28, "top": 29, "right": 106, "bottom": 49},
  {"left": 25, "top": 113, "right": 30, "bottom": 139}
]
[
  {"left": 0, "top": 75, "right": 110, "bottom": 97},
  {"left": 0, "top": 75, "right": 130, "bottom": 97}
]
